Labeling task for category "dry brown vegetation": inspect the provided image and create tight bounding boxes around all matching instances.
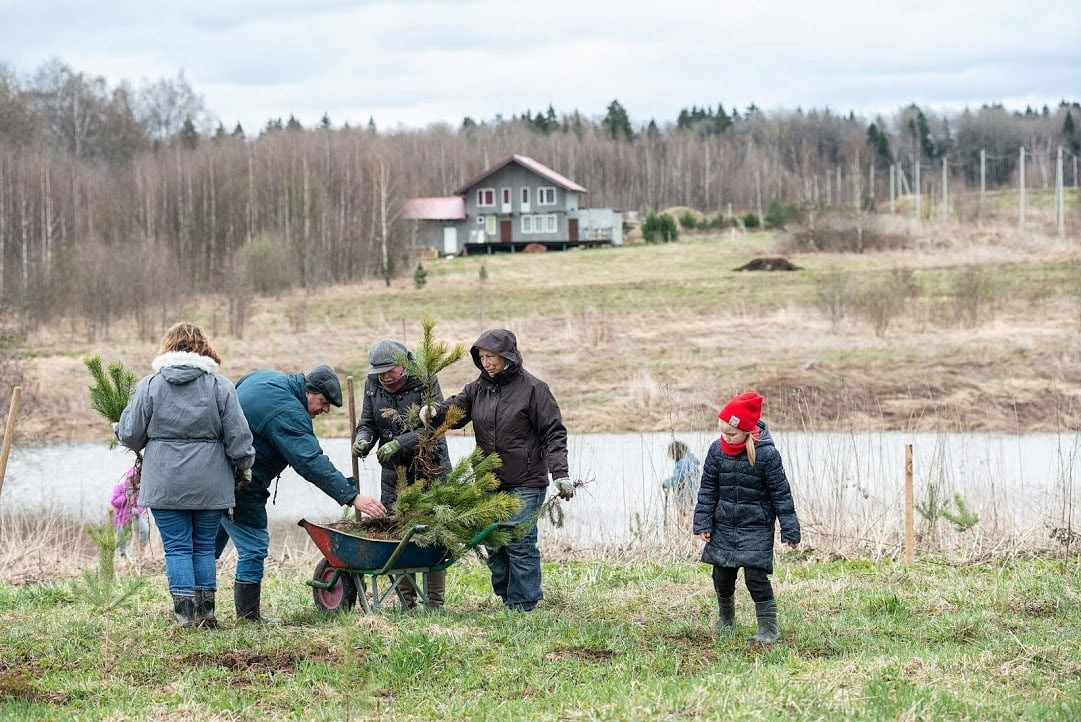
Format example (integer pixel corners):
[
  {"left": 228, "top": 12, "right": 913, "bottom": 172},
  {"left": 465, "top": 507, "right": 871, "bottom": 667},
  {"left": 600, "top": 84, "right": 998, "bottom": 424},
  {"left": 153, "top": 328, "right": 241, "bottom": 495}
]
[{"left": 6, "top": 218, "right": 1081, "bottom": 447}]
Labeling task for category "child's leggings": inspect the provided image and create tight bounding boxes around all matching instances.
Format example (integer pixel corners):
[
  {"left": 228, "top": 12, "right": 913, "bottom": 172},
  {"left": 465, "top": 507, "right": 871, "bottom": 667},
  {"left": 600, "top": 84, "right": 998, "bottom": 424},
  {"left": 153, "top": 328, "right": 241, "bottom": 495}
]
[{"left": 712, "top": 565, "right": 773, "bottom": 603}]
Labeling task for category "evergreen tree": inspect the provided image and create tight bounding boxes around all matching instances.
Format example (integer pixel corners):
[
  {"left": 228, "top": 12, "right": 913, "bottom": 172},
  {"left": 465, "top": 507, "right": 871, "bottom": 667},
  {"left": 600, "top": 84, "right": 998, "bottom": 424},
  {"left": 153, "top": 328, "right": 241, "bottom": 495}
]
[
  {"left": 1063, "top": 111, "right": 1080, "bottom": 155},
  {"left": 286, "top": 114, "right": 302, "bottom": 131},
  {"left": 231, "top": 122, "right": 245, "bottom": 139},
  {"left": 178, "top": 117, "right": 199, "bottom": 149},
  {"left": 320, "top": 112, "right": 332, "bottom": 129},
  {"left": 602, "top": 99, "right": 634, "bottom": 141},
  {"left": 866, "top": 122, "right": 893, "bottom": 167}
]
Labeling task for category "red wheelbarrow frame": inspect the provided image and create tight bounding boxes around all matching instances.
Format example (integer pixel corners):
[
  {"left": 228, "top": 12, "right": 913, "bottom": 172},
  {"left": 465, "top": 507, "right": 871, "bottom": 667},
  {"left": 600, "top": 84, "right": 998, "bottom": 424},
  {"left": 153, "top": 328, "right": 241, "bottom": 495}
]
[{"left": 299, "top": 518, "right": 510, "bottom": 613}]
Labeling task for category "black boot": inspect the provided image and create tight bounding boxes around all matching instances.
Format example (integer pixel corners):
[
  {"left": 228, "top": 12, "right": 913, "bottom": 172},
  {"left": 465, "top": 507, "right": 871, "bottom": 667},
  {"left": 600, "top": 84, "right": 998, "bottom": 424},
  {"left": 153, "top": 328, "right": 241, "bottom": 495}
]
[
  {"left": 172, "top": 593, "right": 196, "bottom": 628},
  {"left": 716, "top": 594, "right": 735, "bottom": 630},
  {"left": 194, "top": 589, "right": 218, "bottom": 629},
  {"left": 749, "top": 598, "right": 779, "bottom": 645},
  {"left": 235, "top": 581, "right": 277, "bottom": 624}
]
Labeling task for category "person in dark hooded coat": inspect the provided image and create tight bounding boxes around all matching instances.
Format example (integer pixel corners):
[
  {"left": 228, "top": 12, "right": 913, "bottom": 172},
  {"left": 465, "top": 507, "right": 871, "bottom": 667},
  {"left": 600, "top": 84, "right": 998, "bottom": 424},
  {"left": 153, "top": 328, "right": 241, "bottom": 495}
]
[
  {"left": 422, "top": 329, "right": 574, "bottom": 611},
  {"left": 693, "top": 391, "right": 800, "bottom": 644}
]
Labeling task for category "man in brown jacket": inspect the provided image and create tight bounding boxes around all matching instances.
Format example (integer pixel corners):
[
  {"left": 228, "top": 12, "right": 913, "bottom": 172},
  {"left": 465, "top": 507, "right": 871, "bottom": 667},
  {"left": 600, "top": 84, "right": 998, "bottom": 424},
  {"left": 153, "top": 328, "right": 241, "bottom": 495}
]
[{"left": 423, "top": 329, "right": 574, "bottom": 611}]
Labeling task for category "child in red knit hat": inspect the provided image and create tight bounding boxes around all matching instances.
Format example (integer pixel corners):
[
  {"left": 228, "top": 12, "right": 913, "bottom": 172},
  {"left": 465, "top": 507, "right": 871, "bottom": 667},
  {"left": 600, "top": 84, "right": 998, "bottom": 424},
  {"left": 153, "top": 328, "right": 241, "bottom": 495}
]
[{"left": 693, "top": 391, "right": 801, "bottom": 644}]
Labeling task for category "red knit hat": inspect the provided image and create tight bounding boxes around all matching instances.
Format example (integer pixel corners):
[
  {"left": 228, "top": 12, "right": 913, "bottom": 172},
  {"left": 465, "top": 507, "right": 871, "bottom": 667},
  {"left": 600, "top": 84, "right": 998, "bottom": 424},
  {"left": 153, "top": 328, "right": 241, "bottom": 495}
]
[{"left": 718, "top": 392, "right": 763, "bottom": 432}]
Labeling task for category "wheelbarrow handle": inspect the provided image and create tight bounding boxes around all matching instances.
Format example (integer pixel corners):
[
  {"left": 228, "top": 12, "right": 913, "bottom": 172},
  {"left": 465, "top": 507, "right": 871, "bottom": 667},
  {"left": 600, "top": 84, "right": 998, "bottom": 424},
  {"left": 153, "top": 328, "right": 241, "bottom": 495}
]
[{"left": 374, "top": 524, "right": 425, "bottom": 575}]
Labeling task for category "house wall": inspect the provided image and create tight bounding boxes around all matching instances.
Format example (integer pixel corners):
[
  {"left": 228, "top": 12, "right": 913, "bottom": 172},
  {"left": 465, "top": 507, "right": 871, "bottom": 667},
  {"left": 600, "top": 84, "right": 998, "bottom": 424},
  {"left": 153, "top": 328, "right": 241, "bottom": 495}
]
[
  {"left": 573, "top": 209, "right": 624, "bottom": 246},
  {"left": 462, "top": 165, "right": 580, "bottom": 244}
]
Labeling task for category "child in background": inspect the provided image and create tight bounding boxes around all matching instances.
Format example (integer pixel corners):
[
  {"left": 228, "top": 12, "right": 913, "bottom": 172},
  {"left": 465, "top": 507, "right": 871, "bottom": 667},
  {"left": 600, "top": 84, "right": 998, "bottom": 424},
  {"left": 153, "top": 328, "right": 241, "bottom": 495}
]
[
  {"left": 661, "top": 439, "right": 700, "bottom": 508},
  {"left": 693, "top": 391, "right": 800, "bottom": 644},
  {"left": 111, "top": 464, "right": 149, "bottom": 558}
]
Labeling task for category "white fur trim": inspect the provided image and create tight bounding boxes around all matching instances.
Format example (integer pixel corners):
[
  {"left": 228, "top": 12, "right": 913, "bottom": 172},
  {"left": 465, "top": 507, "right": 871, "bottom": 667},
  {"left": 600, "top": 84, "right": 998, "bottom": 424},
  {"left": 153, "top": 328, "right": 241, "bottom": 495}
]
[{"left": 152, "top": 351, "right": 220, "bottom": 374}]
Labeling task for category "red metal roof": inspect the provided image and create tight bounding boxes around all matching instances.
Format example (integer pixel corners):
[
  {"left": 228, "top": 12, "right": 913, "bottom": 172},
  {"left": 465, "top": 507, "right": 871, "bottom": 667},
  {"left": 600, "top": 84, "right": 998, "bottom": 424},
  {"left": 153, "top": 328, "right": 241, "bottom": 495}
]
[
  {"left": 453, "top": 154, "right": 587, "bottom": 195},
  {"left": 403, "top": 196, "right": 466, "bottom": 220}
]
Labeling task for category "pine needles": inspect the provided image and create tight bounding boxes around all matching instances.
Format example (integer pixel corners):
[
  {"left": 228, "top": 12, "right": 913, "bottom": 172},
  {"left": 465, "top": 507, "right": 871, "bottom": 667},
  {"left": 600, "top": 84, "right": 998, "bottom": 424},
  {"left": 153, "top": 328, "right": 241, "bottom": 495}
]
[
  {"left": 392, "top": 448, "right": 522, "bottom": 554},
  {"left": 83, "top": 354, "right": 136, "bottom": 424}
]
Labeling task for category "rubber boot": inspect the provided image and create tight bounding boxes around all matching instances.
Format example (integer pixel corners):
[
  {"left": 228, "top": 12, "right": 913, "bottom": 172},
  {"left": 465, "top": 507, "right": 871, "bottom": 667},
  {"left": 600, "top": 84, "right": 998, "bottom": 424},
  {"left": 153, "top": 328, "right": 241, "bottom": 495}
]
[
  {"left": 749, "top": 598, "right": 779, "bottom": 645},
  {"left": 172, "top": 593, "right": 196, "bottom": 628},
  {"left": 194, "top": 589, "right": 218, "bottom": 629},
  {"left": 426, "top": 569, "right": 446, "bottom": 609},
  {"left": 234, "top": 581, "right": 277, "bottom": 624},
  {"left": 716, "top": 594, "right": 735, "bottom": 630}
]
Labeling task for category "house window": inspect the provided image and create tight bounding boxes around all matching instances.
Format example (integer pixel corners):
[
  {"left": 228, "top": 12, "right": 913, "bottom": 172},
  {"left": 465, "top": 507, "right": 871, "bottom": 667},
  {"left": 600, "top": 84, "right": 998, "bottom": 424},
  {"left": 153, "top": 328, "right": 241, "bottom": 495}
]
[
  {"left": 522, "top": 216, "right": 534, "bottom": 234},
  {"left": 476, "top": 188, "right": 495, "bottom": 207},
  {"left": 485, "top": 216, "right": 497, "bottom": 235},
  {"left": 521, "top": 187, "right": 530, "bottom": 204},
  {"left": 476, "top": 215, "right": 485, "bottom": 226},
  {"left": 537, "top": 186, "right": 556, "bottom": 205},
  {"left": 546, "top": 214, "right": 558, "bottom": 232},
  {"left": 502, "top": 188, "right": 511, "bottom": 205}
]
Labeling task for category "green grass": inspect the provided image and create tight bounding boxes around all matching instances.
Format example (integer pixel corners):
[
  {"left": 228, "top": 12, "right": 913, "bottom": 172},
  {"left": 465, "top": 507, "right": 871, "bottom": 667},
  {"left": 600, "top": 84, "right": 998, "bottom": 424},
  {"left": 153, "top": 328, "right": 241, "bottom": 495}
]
[{"left": 1, "top": 555, "right": 1077, "bottom": 720}]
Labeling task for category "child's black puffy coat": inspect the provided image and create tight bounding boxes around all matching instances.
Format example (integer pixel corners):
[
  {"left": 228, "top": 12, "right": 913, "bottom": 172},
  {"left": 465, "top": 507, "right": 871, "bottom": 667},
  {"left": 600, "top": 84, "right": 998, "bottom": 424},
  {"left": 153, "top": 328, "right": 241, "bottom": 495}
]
[{"left": 692, "top": 422, "right": 801, "bottom": 573}]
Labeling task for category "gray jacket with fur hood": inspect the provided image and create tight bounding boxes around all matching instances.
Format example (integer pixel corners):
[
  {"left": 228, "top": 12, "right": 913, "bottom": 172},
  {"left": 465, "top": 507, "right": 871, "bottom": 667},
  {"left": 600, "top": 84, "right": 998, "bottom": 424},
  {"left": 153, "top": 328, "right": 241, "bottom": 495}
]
[{"left": 118, "top": 351, "right": 255, "bottom": 510}]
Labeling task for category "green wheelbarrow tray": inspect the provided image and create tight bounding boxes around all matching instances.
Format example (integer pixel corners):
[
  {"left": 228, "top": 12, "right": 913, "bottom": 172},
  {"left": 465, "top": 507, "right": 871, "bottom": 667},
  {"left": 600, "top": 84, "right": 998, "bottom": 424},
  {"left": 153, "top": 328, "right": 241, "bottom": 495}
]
[{"left": 299, "top": 518, "right": 512, "bottom": 613}]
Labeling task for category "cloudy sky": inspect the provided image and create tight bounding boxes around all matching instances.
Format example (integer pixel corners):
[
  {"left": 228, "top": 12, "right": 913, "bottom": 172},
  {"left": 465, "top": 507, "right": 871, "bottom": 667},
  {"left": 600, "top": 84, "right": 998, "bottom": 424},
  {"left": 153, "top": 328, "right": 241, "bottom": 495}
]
[{"left": 3, "top": 0, "right": 1079, "bottom": 132}]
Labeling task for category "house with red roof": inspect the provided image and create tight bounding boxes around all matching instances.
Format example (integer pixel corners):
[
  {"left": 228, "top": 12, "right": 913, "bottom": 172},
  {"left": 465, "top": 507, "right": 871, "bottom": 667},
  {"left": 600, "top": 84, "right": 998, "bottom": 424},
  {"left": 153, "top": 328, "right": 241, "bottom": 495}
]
[{"left": 404, "top": 154, "right": 623, "bottom": 256}]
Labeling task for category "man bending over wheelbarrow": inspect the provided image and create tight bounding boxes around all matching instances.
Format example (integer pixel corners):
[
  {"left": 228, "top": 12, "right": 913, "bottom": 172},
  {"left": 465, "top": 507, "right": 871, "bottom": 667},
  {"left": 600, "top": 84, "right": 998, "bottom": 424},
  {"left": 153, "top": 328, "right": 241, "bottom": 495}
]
[{"left": 216, "top": 364, "right": 387, "bottom": 622}]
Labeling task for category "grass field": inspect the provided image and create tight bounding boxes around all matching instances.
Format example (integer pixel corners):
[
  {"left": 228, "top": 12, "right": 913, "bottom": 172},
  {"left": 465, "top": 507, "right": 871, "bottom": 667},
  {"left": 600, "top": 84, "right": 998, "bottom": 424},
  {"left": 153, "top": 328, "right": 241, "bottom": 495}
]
[{"left": 0, "top": 549, "right": 1077, "bottom": 720}]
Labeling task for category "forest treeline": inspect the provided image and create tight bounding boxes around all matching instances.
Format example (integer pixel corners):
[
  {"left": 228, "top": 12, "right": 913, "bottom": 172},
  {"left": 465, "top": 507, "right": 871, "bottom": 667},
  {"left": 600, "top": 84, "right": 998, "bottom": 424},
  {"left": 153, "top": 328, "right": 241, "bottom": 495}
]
[{"left": 1, "top": 59, "right": 1079, "bottom": 340}]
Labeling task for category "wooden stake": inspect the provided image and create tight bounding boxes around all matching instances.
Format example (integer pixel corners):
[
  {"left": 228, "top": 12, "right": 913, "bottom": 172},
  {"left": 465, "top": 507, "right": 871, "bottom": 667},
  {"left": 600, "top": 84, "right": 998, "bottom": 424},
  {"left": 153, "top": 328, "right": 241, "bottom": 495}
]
[
  {"left": 347, "top": 375, "right": 360, "bottom": 521},
  {"left": 904, "top": 443, "right": 914, "bottom": 564},
  {"left": 0, "top": 386, "right": 22, "bottom": 501}
]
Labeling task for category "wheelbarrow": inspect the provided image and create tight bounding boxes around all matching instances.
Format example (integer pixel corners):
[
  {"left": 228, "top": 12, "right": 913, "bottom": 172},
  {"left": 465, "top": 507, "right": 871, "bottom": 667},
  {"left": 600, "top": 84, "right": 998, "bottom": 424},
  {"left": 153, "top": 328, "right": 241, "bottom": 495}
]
[{"left": 299, "top": 518, "right": 510, "bottom": 613}]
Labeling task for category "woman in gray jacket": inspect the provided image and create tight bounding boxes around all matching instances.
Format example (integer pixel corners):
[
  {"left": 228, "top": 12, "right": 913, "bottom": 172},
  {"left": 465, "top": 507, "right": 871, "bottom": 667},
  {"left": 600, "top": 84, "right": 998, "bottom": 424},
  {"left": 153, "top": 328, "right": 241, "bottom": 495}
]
[{"left": 118, "top": 323, "right": 255, "bottom": 628}]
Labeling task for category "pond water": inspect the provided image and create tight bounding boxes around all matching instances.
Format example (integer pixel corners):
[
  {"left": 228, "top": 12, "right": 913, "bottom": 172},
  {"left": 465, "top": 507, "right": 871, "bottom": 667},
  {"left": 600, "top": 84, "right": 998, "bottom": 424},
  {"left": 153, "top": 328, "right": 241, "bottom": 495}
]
[{"left": 2, "top": 431, "right": 1077, "bottom": 551}]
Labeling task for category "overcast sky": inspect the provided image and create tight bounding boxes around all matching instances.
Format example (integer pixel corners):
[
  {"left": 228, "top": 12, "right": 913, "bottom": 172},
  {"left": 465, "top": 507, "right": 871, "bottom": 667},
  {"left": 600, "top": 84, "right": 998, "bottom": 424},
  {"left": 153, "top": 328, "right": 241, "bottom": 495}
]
[{"left": 3, "top": 0, "right": 1079, "bottom": 133}]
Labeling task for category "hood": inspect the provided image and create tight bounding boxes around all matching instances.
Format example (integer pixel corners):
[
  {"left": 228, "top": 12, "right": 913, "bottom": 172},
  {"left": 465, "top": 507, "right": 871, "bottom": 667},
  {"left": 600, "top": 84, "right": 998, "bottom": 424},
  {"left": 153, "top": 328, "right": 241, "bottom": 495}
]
[
  {"left": 754, "top": 420, "right": 776, "bottom": 450},
  {"left": 151, "top": 351, "right": 219, "bottom": 384},
  {"left": 470, "top": 329, "right": 523, "bottom": 376}
]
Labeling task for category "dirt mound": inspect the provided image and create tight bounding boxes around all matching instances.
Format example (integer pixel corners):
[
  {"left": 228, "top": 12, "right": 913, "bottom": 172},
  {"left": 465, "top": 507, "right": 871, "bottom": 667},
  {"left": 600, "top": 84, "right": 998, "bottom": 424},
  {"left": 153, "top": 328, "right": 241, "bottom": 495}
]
[{"left": 735, "top": 257, "right": 801, "bottom": 271}]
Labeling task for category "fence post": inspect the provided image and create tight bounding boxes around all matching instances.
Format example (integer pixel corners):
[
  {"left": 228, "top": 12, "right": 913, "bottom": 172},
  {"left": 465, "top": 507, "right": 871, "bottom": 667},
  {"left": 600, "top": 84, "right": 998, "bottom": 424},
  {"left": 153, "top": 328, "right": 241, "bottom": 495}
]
[
  {"left": 904, "top": 443, "right": 914, "bottom": 564},
  {"left": 0, "top": 386, "right": 22, "bottom": 501}
]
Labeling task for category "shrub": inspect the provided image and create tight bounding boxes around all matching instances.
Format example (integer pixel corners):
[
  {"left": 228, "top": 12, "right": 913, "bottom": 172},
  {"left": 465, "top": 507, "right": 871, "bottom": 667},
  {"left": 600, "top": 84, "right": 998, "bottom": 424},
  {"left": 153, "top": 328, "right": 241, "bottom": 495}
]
[
  {"left": 678, "top": 211, "right": 699, "bottom": 230},
  {"left": 854, "top": 269, "right": 916, "bottom": 338},
  {"left": 742, "top": 212, "right": 760, "bottom": 229},
  {"left": 708, "top": 213, "right": 727, "bottom": 229},
  {"left": 763, "top": 199, "right": 789, "bottom": 229},
  {"left": 951, "top": 266, "right": 997, "bottom": 327},
  {"left": 413, "top": 262, "right": 428, "bottom": 289},
  {"left": 641, "top": 213, "right": 679, "bottom": 243},
  {"left": 815, "top": 268, "right": 855, "bottom": 332}
]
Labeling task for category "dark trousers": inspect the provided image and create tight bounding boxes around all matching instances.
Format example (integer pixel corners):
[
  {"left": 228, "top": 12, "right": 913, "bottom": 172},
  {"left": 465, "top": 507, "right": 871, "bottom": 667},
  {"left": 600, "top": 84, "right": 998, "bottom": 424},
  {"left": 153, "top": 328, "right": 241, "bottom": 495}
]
[{"left": 712, "top": 565, "right": 774, "bottom": 604}]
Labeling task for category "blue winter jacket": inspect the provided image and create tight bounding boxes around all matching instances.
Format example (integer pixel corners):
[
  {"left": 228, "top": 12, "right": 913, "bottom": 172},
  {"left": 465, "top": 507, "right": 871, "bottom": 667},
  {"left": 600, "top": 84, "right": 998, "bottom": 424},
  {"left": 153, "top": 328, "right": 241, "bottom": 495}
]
[{"left": 233, "top": 369, "right": 358, "bottom": 528}]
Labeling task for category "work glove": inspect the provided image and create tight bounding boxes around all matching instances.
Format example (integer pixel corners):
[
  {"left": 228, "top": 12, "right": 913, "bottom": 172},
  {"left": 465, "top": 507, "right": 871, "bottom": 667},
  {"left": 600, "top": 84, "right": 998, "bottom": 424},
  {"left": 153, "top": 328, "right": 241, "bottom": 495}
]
[
  {"left": 235, "top": 467, "right": 252, "bottom": 492},
  {"left": 352, "top": 438, "right": 370, "bottom": 458},
  {"left": 377, "top": 439, "right": 401, "bottom": 464},
  {"left": 554, "top": 477, "right": 575, "bottom": 500},
  {"left": 419, "top": 405, "right": 437, "bottom": 427}
]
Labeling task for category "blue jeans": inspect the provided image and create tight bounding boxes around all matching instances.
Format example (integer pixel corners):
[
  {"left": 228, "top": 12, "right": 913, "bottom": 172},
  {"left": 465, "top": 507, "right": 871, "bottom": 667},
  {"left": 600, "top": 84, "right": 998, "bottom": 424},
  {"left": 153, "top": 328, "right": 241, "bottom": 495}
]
[
  {"left": 152, "top": 509, "right": 224, "bottom": 596},
  {"left": 215, "top": 516, "right": 270, "bottom": 584},
  {"left": 487, "top": 487, "right": 546, "bottom": 610}
]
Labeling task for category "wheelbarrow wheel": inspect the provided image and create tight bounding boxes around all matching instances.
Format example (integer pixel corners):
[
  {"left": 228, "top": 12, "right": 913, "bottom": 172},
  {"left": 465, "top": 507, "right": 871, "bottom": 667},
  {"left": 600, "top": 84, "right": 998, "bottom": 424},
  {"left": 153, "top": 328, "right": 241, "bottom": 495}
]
[{"left": 312, "top": 558, "right": 357, "bottom": 612}]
